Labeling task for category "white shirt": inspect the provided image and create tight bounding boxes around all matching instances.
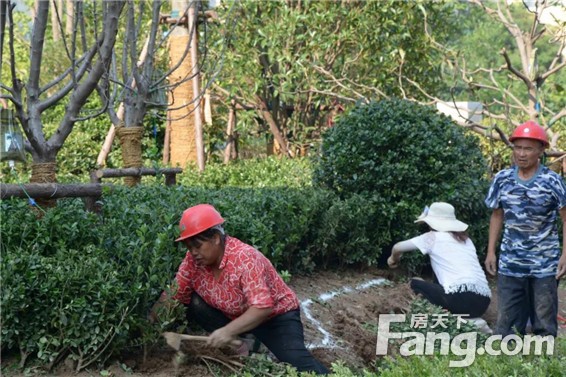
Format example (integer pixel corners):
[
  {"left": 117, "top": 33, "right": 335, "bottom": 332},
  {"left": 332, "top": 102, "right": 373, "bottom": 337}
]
[{"left": 403, "top": 231, "right": 491, "bottom": 297}]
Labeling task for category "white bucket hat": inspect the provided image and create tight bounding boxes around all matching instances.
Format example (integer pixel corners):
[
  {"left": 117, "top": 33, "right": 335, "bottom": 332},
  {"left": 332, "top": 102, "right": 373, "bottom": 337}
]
[{"left": 414, "top": 202, "right": 468, "bottom": 232}]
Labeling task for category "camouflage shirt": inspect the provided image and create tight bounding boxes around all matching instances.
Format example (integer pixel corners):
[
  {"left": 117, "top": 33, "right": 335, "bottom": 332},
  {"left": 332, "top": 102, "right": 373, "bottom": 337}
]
[{"left": 485, "top": 165, "right": 566, "bottom": 278}]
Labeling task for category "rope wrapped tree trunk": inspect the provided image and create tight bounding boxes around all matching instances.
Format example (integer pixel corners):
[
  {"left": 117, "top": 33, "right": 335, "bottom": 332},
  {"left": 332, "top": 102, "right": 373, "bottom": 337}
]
[
  {"left": 30, "top": 162, "right": 57, "bottom": 211},
  {"left": 167, "top": 33, "right": 197, "bottom": 168},
  {"left": 116, "top": 125, "right": 144, "bottom": 187}
]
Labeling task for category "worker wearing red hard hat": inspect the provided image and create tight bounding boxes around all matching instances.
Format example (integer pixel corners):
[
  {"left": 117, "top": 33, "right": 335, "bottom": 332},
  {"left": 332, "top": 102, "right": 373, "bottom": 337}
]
[
  {"left": 485, "top": 121, "right": 566, "bottom": 337},
  {"left": 150, "top": 204, "right": 328, "bottom": 374}
]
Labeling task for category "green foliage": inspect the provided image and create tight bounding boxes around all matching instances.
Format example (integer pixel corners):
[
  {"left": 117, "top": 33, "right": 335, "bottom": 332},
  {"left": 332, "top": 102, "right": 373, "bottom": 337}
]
[
  {"left": 236, "top": 354, "right": 305, "bottom": 377},
  {"left": 206, "top": 0, "right": 458, "bottom": 150},
  {"left": 235, "top": 335, "right": 566, "bottom": 377},
  {"left": 0, "top": 197, "right": 180, "bottom": 371},
  {"left": 443, "top": 2, "right": 566, "bottom": 154},
  {"left": 313, "top": 99, "right": 490, "bottom": 270},
  {"left": 0, "top": 176, "right": 407, "bottom": 370},
  {"left": 376, "top": 337, "right": 566, "bottom": 377},
  {"left": 311, "top": 194, "right": 393, "bottom": 268},
  {"left": 179, "top": 157, "right": 313, "bottom": 188}
]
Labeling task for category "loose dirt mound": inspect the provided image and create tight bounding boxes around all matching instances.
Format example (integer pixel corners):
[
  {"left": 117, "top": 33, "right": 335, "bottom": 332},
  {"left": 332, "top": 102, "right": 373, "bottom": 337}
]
[{"left": 292, "top": 269, "right": 415, "bottom": 368}]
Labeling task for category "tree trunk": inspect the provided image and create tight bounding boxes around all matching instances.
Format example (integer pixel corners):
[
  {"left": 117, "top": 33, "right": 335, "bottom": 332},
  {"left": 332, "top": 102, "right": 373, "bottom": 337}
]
[
  {"left": 167, "top": 0, "right": 197, "bottom": 168},
  {"left": 96, "top": 38, "right": 151, "bottom": 167},
  {"left": 30, "top": 161, "right": 57, "bottom": 209},
  {"left": 65, "top": 0, "right": 73, "bottom": 36},
  {"left": 50, "top": 0, "right": 61, "bottom": 41},
  {"left": 115, "top": 125, "right": 144, "bottom": 186},
  {"left": 257, "top": 97, "right": 293, "bottom": 157}
]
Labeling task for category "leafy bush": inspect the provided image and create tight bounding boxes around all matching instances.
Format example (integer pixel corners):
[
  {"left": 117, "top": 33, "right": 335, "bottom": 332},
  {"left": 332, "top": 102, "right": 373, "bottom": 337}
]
[
  {"left": 0, "top": 199, "right": 179, "bottom": 371},
  {"left": 179, "top": 156, "right": 313, "bottom": 188},
  {"left": 234, "top": 336, "right": 566, "bottom": 377},
  {"left": 375, "top": 336, "right": 566, "bottom": 377},
  {"left": 313, "top": 99, "right": 490, "bottom": 270},
  {"left": 0, "top": 185, "right": 333, "bottom": 370},
  {"left": 311, "top": 194, "right": 393, "bottom": 268}
]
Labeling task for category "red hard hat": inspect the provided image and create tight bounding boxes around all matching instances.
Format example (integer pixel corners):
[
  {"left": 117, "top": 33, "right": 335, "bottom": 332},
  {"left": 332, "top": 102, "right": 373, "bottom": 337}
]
[
  {"left": 175, "top": 204, "right": 225, "bottom": 242},
  {"left": 509, "top": 121, "right": 549, "bottom": 148}
]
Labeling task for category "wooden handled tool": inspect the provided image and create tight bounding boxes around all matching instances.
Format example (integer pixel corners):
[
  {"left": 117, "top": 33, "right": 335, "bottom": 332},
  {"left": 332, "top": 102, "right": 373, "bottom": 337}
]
[{"left": 163, "top": 331, "right": 242, "bottom": 351}]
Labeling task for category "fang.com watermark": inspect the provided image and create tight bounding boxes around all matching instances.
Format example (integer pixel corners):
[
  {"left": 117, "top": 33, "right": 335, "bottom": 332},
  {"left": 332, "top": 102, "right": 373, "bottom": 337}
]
[{"left": 375, "top": 314, "right": 554, "bottom": 367}]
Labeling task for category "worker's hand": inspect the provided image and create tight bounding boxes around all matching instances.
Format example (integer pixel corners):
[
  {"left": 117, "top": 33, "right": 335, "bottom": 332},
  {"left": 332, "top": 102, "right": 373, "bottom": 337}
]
[
  {"left": 387, "top": 255, "right": 400, "bottom": 269},
  {"left": 484, "top": 253, "right": 497, "bottom": 276},
  {"left": 556, "top": 254, "right": 566, "bottom": 280},
  {"left": 207, "top": 327, "right": 237, "bottom": 349}
]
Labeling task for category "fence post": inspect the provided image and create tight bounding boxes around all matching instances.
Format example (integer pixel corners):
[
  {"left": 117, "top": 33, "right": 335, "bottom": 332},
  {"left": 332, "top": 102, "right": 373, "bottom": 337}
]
[{"left": 85, "top": 171, "right": 103, "bottom": 213}]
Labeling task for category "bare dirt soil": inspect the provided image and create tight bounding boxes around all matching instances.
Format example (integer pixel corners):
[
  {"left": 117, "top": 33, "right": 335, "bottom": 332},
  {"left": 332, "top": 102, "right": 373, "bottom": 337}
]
[{"left": 3, "top": 268, "right": 566, "bottom": 377}]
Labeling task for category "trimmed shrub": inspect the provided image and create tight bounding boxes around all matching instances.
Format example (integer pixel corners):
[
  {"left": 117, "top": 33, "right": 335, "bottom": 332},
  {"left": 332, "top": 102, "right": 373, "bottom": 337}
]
[
  {"left": 178, "top": 156, "right": 313, "bottom": 188},
  {"left": 313, "top": 99, "right": 490, "bottom": 270},
  {"left": 0, "top": 185, "right": 337, "bottom": 370},
  {"left": 311, "top": 194, "right": 393, "bottom": 268}
]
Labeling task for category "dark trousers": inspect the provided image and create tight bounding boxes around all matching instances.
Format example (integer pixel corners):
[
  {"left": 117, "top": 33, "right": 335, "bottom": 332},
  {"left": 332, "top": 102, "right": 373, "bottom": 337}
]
[
  {"left": 185, "top": 292, "right": 329, "bottom": 375},
  {"left": 496, "top": 274, "right": 558, "bottom": 337},
  {"left": 410, "top": 279, "right": 491, "bottom": 318}
]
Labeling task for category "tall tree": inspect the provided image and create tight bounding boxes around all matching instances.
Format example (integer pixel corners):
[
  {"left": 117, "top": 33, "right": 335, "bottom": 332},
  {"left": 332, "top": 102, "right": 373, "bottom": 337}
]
[
  {"left": 97, "top": 0, "right": 167, "bottom": 186},
  {"left": 0, "top": 1, "right": 125, "bottom": 185},
  {"left": 96, "top": 0, "right": 208, "bottom": 177},
  {"left": 205, "top": 0, "right": 456, "bottom": 157},
  {"left": 312, "top": 0, "right": 565, "bottom": 158}
]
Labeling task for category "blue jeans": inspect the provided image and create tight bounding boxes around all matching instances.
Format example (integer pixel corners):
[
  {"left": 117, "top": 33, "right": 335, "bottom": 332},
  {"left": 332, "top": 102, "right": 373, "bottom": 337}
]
[
  {"left": 496, "top": 274, "right": 558, "bottom": 337},
  {"left": 185, "top": 292, "right": 329, "bottom": 375}
]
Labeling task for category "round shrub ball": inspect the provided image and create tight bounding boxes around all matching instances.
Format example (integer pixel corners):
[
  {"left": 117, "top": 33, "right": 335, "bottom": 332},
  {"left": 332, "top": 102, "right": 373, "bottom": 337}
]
[
  {"left": 314, "top": 99, "right": 487, "bottom": 198},
  {"left": 313, "top": 99, "right": 490, "bottom": 262}
]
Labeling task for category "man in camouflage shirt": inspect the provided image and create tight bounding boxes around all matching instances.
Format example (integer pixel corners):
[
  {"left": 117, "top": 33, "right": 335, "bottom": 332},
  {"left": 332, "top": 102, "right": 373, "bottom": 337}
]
[{"left": 485, "top": 121, "right": 566, "bottom": 337}]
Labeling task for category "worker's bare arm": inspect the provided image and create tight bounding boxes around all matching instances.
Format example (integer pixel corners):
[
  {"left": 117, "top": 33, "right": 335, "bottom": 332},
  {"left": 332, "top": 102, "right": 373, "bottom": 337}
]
[
  {"left": 387, "top": 240, "right": 417, "bottom": 268},
  {"left": 485, "top": 208, "right": 503, "bottom": 276}
]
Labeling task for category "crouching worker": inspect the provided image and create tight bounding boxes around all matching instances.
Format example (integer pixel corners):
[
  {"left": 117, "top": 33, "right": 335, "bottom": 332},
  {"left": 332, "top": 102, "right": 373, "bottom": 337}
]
[
  {"left": 149, "top": 204, "right": 329, "bottom": 375},
  {"left": 387, "top": 202, "right": 491, "bottom": 319}
]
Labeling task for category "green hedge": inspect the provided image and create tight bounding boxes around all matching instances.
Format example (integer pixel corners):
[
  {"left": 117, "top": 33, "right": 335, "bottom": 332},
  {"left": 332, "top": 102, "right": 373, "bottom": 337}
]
[
  {"left": 179, "top": 156, "right": 314, "bottom": 188},
  {"left": 1, "top": 136, "right": 495, "bottom": 370},
  {"left": 1, "top": 183, "right": 396, "bottom": 370}
]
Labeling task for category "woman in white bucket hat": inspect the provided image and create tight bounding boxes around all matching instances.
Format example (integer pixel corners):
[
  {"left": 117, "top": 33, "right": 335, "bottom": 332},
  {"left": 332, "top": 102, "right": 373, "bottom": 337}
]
[{"left": 388, "top": 202, "right": 491, "bottom": 320}]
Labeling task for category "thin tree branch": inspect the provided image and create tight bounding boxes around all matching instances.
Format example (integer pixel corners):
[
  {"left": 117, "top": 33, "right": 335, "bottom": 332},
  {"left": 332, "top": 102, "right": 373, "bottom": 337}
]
[
  {"left": 28, "top": 1, "right": 49, "bottom": 102},
  {"left": 500, "top": 48, "right": 532, "bottom": 88},
  {"left": 548, "top": 108, "right": 566, "bottom": 128},
  {"left": 49, "top": 1, "right": 125, "bottom": 150}
]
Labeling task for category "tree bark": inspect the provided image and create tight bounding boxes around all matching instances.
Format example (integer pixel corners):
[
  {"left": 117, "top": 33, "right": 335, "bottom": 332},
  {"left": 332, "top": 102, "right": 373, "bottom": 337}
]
[
  {"left": 162, "top": 116, "right": 172, "bottom": 165},
  {"left": 96, "top": 37, "right": 151, "bottom": 167},
  {"left": 257, "top": 96, "right": 293, "bottom": 157},
  {"left": 1, "top": 183, "right": 104, "bottom": 199},
  {"left": 91, "top": 167, "right": 182, "bottom": 182},
  {"left": 50, "top": 0, "right": 61, "bottom": 41},
  {"left": 65, "top": 0, "right": 73, "bottom": 36}
]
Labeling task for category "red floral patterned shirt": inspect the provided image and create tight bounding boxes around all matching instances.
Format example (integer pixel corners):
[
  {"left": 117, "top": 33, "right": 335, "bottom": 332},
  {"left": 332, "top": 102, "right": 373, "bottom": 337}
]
[{"left": 172, "top": 236, "right": 299, "bottom": 319}]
